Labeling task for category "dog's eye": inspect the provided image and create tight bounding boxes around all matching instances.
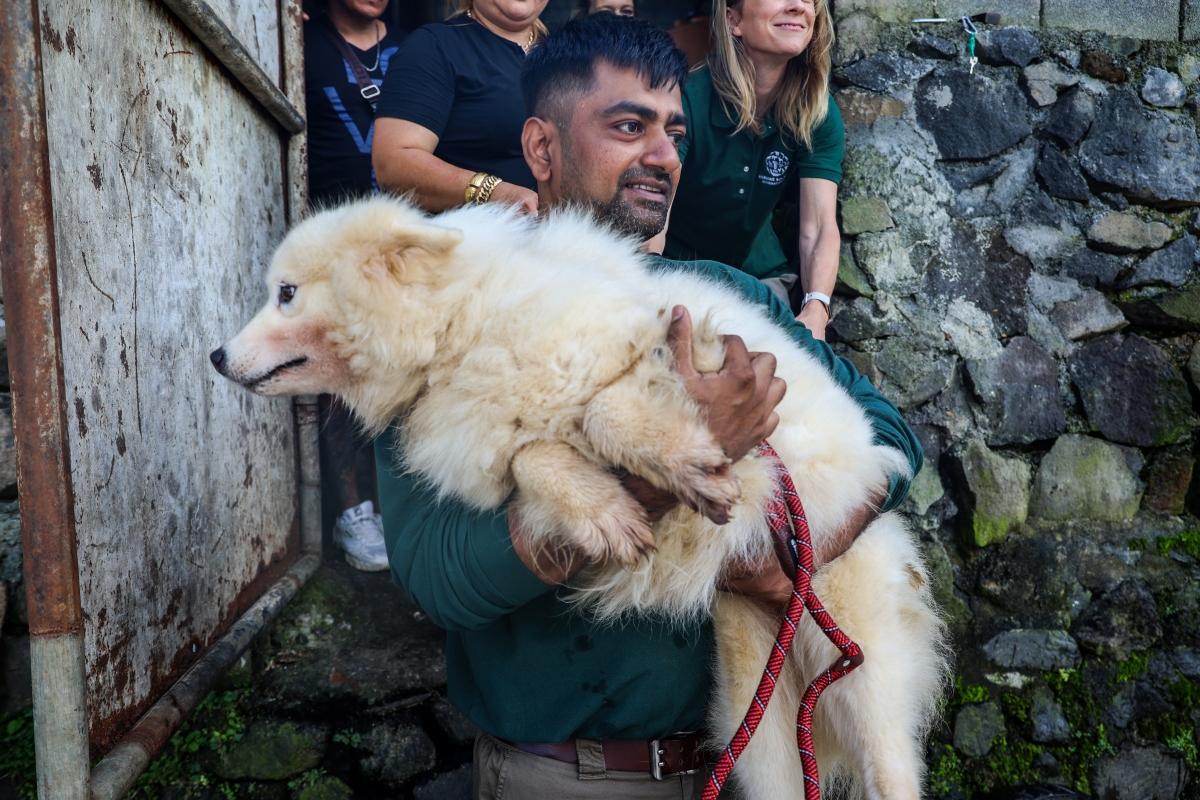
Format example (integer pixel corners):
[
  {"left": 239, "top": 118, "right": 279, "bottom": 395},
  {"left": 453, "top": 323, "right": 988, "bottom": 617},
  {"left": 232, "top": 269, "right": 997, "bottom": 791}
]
[{"left": 278, "top": 283, "right": 296, "bottom": 305}]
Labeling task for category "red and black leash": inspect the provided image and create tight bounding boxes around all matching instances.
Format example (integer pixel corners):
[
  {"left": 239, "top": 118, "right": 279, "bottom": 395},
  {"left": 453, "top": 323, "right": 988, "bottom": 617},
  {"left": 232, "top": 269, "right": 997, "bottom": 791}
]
[{"left": 702, "top": 442, "right": 864, "bottom": 800}]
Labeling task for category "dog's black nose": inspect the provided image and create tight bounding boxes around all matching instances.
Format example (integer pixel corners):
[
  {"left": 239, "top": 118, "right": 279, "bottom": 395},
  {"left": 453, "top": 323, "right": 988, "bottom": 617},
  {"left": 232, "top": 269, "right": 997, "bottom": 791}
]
[{"left": 209, "top": 347, "right": 227, "bottom": 372}]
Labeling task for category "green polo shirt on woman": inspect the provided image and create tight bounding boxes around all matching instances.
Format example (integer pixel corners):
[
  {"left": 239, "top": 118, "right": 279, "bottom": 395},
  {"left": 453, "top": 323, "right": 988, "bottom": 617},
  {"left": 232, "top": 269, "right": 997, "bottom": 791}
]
[
  {"left": 664, "top": 66, "right": 845, "bottom": 280},
  {"left": 376, "top": 256, "right": 920, "bottom": 744}
]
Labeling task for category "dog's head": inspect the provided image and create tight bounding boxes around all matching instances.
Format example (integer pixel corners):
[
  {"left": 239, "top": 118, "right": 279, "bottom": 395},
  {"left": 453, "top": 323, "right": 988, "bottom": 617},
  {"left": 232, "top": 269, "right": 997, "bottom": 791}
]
[{"left": 210, "top": 197, "right": 463, "bottom": 427}]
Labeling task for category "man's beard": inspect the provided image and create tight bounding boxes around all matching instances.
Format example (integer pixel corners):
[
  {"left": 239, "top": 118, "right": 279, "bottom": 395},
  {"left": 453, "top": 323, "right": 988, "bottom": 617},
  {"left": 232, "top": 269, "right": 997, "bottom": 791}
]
[
  {"left": 561, "top": 154, "right": 672, "bottom": 241},
  {"left": 589, "top": 166, "right": 672, "bottom": 241}
]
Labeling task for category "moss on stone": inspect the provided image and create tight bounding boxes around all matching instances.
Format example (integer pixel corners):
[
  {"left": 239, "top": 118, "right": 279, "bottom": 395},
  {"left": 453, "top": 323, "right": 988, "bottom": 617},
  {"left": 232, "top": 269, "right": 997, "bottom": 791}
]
[
  {"left": 1000, "top": 691, "right": 1031, "bottom": 725},
  {"left": 208, "top": 719, "right": 327, "bottom": 781},
  {"left": 963, "top": 440, "right": 1031, "bottom": 546},
  {"left": 291, "top": 772, "right": 353, "bottom": 800},
  {"left": 927, "top": 745, "right": 967, "bottom": 797},
  {"left": 955, "top": 677, "right": 991, "bottom": 706},
  {"left": 1157, "top": 283, "right": 1200, "bottom": 326},
  {"left": 972, "top": 514, "right": 1021, "bottom": 548},
  {"left": 1031, "top": 435, "right": 1142, "bottom": 522},
  {"left": 1116, "top": 651, "right": 1150, "bottom": 683},
  {"left": 1168, "top": 676, "right": 1200, "bottom": 710},
  {"left": 130, "top": 689, "right": 249, "bottom": 798},
  {"left": 1155, "top": 528, "right": 1200, "bottom": 560},
  {"left": 982, "top": 736, "right": 1043, "bottom": 788},
  {"left": 841, "top": 196, "right": 895, "bottom": 235}
]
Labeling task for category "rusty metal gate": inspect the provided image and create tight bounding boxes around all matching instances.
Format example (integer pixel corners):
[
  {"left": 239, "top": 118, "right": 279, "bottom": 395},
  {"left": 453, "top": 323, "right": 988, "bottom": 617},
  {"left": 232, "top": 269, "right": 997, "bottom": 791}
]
[{"left": 0, "top": 1, "right": 320, "bottom": 797}]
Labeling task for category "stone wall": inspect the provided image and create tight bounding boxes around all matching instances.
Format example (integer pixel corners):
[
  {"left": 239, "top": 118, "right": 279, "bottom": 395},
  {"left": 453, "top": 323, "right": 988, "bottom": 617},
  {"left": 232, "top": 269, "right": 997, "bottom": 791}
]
[
  {"left": 835, "top": 0, "right": 1199, "bottom": 43},
  {"left": 0, "top": 307, "right": 26, "bottom": 719},
  {"left": 828, "top": 11, "right": 1199, "bottom": 799}
]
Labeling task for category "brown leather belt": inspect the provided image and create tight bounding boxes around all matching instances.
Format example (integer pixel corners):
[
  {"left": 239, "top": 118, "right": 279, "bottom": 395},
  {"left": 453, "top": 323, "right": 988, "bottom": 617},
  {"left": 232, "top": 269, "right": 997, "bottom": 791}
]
[{"left": 513, "top": 732, "right": 707, "bottom": 780}]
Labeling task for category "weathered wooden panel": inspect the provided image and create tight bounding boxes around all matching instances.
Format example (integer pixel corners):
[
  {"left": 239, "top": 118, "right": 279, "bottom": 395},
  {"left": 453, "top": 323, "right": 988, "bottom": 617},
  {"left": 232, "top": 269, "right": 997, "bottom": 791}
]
[
  {"left": 201, "top": 0, "right": 281, "bottom": 85},
  {"left": 39, "top": 0, "right": 298, "bottom": 749}
]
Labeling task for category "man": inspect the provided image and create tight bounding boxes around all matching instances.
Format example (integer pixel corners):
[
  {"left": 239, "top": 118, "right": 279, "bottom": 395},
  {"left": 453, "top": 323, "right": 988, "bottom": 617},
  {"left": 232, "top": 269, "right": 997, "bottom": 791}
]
[
  {"left": 375, "top": 15, "right": 921, "bottom": 799},
  {"left": 305, "top": 0, "right": 405, "bottom": 570}
]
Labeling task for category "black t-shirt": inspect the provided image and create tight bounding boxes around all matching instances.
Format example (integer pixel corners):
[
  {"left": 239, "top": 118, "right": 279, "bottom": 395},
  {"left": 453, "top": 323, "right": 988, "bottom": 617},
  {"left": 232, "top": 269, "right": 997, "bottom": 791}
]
[
  {"left": 304, "top": 17, "right": 406, "bottom": 206},
  {"left": 376, "top": 16, "right": 536, "bottom": 190}
]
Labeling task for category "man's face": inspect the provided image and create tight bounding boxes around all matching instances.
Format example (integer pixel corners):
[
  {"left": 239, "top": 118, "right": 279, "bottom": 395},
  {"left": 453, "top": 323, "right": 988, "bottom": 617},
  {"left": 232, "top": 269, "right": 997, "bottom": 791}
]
[{"left": 554, "top": 62, "right": 686, "bottom": 241}]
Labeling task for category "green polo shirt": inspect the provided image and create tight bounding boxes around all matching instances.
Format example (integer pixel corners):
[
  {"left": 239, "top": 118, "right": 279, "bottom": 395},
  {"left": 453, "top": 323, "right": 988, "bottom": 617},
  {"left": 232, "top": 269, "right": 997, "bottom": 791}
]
[
  {"left": 376, "top": 256, "right": 919, "bottom": 743},
  {"left": 664, "top": 67, "right": 845, "bottom": 280}
]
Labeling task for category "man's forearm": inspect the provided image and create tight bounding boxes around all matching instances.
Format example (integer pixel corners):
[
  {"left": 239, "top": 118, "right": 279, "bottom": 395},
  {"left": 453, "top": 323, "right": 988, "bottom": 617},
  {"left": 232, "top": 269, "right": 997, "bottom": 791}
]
[{"left": 813, "top": 488, "right": 886, "bottom": 568}]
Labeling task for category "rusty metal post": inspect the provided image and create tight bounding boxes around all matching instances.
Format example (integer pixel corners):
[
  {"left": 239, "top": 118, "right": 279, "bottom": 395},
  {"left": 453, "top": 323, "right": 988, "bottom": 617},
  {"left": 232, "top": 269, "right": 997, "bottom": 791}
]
[
  {"left": 0, "top": 1, "right": 90, "bottom": 797},
  {"left": 295, "top": 397, "right": 323, "bottom": 555},
  {"left": 280, "top": 0, "right": 322, "bottom": 557}
]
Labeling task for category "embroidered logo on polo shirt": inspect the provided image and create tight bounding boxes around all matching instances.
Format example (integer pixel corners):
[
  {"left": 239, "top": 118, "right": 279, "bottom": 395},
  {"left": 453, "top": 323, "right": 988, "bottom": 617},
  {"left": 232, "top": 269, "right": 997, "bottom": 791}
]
[{"left": 759, "top": 150, "right": 790, "bottom": 186}]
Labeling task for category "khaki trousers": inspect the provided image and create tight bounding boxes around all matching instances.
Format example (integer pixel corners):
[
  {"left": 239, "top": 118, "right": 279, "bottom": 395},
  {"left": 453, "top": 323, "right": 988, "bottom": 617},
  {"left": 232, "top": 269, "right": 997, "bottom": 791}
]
[
  {"left": 471, "top": 733, "right": 709, "bottom": 800},
  {"left": 759, "top": 272, "right": 798, "bottom": 309}
]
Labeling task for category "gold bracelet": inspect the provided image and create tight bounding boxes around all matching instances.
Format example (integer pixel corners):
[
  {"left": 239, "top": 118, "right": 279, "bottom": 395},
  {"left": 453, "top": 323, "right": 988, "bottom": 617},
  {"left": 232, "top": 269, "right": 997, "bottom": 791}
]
[
  {"left": 474, "top": 174, "right": 502, "bottom": 205},
  {"left": 464, "top": 171, "right": 491, "bottom": 204}
]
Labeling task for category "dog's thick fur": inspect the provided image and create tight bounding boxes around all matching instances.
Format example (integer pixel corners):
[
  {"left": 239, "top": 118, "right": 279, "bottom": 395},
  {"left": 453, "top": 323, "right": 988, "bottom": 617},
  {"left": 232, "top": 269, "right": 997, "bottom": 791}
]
[{"left": 215, "top": 196, "right": 948, "bottom": 800}]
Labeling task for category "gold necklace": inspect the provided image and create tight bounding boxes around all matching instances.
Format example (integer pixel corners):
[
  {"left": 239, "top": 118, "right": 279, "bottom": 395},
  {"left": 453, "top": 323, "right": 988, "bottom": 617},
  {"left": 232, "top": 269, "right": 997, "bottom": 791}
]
[{"left": 465, "top": 7, "right": 537, "bottom": 52}]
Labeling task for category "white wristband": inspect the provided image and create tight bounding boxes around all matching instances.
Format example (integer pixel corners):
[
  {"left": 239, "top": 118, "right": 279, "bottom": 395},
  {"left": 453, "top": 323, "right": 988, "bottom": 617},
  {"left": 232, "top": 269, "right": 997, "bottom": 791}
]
[{"left": 802, "top": 291, "right": 831, "bottom": 312}]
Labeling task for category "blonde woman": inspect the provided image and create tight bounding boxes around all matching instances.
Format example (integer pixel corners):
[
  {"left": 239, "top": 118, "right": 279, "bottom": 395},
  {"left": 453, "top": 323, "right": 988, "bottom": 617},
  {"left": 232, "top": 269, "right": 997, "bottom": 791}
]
[
  {"left": 372, "top": 1, "right": 549, "bottom": 212},
  {"left": 575, "top": 0, "right": 636, "bottom": 16},
  {"left": 664, "top": 0, "right": 843, "bottom": 340}
]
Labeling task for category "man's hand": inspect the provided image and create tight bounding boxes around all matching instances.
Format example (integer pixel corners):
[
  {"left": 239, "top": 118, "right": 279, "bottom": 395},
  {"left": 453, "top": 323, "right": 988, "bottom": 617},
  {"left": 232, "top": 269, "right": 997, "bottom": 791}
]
[
  {"left": 796, "top": 301, "right": 829, "bottom": 341},
  {"left": 720, "top": 557, "right": 793, "bottom": 610},
  {"left": 667, "top": 305, "right": 786, "bottom": 461},
  {"left": 719, "top": 487, "right": 887, "bottom": 613},
  {"left": 812, "top": 488, "right": 886, "bottom": 568},
  {"left": 615, "top": 305, "right": 788, "bottom": 519}
]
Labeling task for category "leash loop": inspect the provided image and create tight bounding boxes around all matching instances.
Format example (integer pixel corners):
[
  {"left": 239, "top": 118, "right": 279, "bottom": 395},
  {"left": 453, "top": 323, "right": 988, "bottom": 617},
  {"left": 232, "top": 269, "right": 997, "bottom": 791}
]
[{"left": 701, "top": 442, "right": 864, "bottom": 800}]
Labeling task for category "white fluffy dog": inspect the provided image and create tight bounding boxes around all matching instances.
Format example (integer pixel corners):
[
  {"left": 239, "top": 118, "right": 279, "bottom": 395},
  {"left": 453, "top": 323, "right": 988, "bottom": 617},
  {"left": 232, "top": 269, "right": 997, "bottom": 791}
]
[{"left": 213, "top": 196, "right": 947, "bottom": 800}]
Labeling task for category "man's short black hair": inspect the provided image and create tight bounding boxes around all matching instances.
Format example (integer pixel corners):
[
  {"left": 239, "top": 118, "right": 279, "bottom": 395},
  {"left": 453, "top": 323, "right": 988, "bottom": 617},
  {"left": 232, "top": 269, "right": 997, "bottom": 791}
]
[{"left": 521, "top": 14, "right": 688, "bottom": 123}]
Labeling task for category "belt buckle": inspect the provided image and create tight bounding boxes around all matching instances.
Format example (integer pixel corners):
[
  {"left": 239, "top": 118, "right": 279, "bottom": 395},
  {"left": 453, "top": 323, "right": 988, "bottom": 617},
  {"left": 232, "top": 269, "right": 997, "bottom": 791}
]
[
  {"left": 649, "top": 738, "right": 665, "bottom": 781},
  {"left": 649, "top": 736, "right": 699, "bottom": 781},
  {"left": 360, "top": 84, "right": 381, "bottom": 101}
]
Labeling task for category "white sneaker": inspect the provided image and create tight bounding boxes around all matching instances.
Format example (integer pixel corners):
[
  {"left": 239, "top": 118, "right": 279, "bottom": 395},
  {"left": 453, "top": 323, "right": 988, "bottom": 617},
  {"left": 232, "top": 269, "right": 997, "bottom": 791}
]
[{"left": 333, "top": 500, "right": 389, "bottom": 572}]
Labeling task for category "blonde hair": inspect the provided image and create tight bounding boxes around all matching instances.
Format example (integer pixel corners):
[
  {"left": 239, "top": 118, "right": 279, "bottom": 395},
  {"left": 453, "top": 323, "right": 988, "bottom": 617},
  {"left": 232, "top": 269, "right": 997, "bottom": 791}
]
[
  {"left": 708, "top": 0, "right": 834, "bottom": 150},
  {"left": 444, "top": 1, "right": 549, "bottom": 40}
]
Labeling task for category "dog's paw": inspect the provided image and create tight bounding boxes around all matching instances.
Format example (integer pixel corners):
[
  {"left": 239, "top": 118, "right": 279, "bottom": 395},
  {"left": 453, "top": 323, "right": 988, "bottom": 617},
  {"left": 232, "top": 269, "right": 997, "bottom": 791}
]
[
  {"left": 570, "top": 494, "right": 655, "bottom": 567},
  {"left": 682, "top": 464, "right": 741, "bottom": 525},
  {"left": 665, "top": 447, "right": 741, "bottom": 525}
]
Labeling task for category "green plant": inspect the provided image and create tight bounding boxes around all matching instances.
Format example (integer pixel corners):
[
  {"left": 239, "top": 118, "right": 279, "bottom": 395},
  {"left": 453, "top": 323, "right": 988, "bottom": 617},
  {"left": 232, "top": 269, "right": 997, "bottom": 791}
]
[
  {"left": 1168, "top": 676, "right": 1200, "bottom": 710},
  {"left": 0, "top": 708, "right": 36, "bottom": 800},
  {"left": 1165, "top": 723, "right": 1200, "bottom": 770},
  {"left": 953, "top": 676, "right": 990, "bottom": 706},
  {"left": 1155, "top": 529, "right": 1200, "bottom": 560},
  {"left": 983, "top": 735, "right": 1042, "bottom": 787},
  {"left": 288, "top": 768, "right": 329, "bottom": 792},
  {"left": 332, "top": 729, "right": 362, "bottom": 748},
  {"left": 1000, "top": 692, "right": 1031, "bottom": 725},
  {"left": 128, "top": 688, "right": 247, "bottom": 799},
  {"left": 927, "top": 744, "right": 966, "bottom": 797},
  {"left": 1116, "top": 651, "right": 1150, "bottom": 683}
]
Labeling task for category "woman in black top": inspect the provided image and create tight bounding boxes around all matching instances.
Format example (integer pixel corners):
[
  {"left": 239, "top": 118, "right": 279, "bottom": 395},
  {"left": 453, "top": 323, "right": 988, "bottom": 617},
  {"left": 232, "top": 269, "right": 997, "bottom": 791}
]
[
  {"left": 372, "top": 0, "right": 549, "bottom": 213},
  {"left": 305, "top": 0, "right": 405, "bottom": 205}
]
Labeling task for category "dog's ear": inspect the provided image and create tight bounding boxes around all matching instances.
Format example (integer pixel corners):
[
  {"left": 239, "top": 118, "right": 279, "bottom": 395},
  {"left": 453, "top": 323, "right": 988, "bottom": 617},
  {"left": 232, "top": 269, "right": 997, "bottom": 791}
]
[{"left": 383, "top": 222, "right": 463, "bottom": 279}]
